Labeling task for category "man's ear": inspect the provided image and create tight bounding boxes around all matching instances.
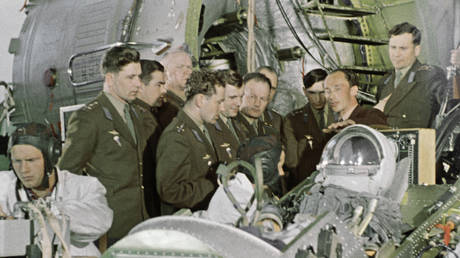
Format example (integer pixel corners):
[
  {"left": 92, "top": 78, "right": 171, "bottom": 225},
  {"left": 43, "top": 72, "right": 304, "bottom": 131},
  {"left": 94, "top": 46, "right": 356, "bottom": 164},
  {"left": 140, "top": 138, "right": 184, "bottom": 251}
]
[
  {"left": 414, "top": 44, "right": 421, "bottom": 57},
  {"left": 350, "top": 85, "right": 359, "bottom": 97},
  {"left": 105, "top": 73, "right": 114, "bottom": 86},
  {"left": 194, "top": 94, "right": 205, "bottom": 108}
]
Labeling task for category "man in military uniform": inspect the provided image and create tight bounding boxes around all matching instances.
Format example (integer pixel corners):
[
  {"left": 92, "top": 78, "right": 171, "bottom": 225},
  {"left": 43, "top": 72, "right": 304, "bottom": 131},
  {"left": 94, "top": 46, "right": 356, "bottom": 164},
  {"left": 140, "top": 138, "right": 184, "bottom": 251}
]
[
  {"left": 283, "top": 69, "right": 333, "bottom": 189},
  {"left": 256, "top": 66, "right": 283, "bottom": 135},
  {"left": 324, "top": 69, "right": 387, "bottom": 133},
  {"left": 206, "top": 70, "right": 244, "bottom": 164},
  {"left": 156, "top": 70, "right": 225, "bottom": 215},
  {"left": 135, "top": 59, "right": 167, "bottom": 218},
  {"left": 58, "top": 46, "right": 157, "bottom": 244},
  {"left": 374, "top": 22, "right": 446, "bottom": 128},
  {"left": 234, "top": 73, "right": 274, "bottom": 141},
  {"left": 155, "top": 50, "right": 193, "bottom": 128}
]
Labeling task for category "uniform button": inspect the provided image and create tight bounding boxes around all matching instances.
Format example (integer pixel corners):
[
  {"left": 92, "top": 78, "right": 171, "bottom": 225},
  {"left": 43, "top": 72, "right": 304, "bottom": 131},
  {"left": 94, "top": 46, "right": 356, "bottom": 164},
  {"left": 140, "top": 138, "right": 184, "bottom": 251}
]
[
  {"left": 402, "top": 114, "right": 406, "bottom": 118},
  {"left": 141, "top": 185, "right": 144, "bottom": 190}
]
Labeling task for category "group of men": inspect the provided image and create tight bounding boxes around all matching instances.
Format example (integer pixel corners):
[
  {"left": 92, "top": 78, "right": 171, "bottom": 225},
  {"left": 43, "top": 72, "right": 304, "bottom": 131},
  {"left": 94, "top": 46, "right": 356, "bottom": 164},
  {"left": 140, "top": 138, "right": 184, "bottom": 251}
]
[{"left": 0, "top": 21, "right": 454, "bottom": 255}]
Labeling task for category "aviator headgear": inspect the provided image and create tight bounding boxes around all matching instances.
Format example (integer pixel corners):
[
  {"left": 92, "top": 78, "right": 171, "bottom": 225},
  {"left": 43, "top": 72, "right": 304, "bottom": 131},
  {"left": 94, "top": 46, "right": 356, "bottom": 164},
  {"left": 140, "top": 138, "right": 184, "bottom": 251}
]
[{"left": 8, "top": 123, "right": 61, "bottom": 188}]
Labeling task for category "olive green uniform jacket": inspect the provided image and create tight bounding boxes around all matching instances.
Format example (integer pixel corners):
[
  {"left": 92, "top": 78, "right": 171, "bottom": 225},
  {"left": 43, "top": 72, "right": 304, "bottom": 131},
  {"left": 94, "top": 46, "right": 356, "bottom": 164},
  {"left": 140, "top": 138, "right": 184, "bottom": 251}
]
[
  {"left": 377, "top": 60, "right": 446, "bottom": 128},
  {"left": 282, "top": 104, "right": 333, "bottom": 189},
  {"left": 155, "top": 90, "right": 185, "bottom": 129},
  {"left": 233, "top": 112, "right": 280, "bottom": 142},
  {"left": 156, "top": 110, "right": 219, "bottom": 215},
  {"left": 57, "top": 93, "right": 157, "bottom": 240},
  {"left": 263, "top": 109, "right": 283, "bottom": 135},
  {"left": 206, "top": 117, "right": 241, "bottom": 164}
]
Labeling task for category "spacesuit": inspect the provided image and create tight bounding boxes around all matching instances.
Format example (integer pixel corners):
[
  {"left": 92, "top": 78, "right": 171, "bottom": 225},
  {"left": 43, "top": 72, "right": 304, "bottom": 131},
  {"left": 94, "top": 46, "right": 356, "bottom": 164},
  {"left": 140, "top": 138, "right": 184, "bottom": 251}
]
[{"left": 0, "top": 167, "right": 113, "bottom": 257}]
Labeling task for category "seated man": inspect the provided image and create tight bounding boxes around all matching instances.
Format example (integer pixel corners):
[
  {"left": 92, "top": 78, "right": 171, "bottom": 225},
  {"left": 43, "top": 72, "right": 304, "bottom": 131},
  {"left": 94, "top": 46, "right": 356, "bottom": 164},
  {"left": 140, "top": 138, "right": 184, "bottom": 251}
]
[
  {"left": 323, "top": 69, "right": 387, "bottom": 133},
  {"left": 0, "top": 123, "right": 112, "bottom": 257}
]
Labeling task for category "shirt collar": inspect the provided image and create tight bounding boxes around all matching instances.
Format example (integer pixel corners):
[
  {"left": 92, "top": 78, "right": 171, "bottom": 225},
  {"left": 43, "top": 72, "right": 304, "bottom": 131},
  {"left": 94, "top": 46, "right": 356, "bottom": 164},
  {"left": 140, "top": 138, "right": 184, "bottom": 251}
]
[{"left": 104, "top": 92, "right": 127, "bottom": 121}]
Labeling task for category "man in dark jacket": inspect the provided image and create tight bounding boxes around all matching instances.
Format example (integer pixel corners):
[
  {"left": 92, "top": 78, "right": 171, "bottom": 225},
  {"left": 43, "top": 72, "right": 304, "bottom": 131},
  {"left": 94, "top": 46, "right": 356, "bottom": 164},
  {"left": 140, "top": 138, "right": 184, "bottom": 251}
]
[
  {"left": 374, "top": 22, "right": 446, "bottom": 128},
  {"left": 324, "top": 69, "right": 387, "bottom": 133},
  {"left": 135, "top": 59, "right": 167, "bottom": 218}
]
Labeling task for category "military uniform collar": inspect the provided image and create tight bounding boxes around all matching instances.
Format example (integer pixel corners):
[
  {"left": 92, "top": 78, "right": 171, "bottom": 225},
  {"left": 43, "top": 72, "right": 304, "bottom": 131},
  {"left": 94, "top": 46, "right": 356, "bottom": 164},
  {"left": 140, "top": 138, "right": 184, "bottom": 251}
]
[
  {"left": 182, "top": 108, "right": 205, "bottom": 132},
  {"left": 241, "top": 112, "right": 258, "bottom": 125},
  {"left": 166, "top": 90, "right": 186, "bottom": 107},
  {"left": 340, "top": 103, "right": 358, "bottom": 121},
  {"left": 104, "top": 92, "right": 128, "bottom": 122},
  {"left": 395, "top": 64, "right": 413, "bottom": 81}
]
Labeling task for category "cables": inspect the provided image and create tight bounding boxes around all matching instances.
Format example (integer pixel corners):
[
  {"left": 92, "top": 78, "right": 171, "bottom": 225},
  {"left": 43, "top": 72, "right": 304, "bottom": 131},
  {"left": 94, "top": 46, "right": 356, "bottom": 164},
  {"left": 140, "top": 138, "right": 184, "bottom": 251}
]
[{"left": 275, "top": 0, "right": 329, "bottom": 69}]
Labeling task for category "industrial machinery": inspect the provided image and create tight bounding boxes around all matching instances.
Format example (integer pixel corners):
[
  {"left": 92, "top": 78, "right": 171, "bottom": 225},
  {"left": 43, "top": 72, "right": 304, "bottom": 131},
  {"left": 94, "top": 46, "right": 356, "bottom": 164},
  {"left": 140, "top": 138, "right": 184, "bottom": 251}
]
[{"left": 0, "top": 199, "right": 71, "bottom": 258}]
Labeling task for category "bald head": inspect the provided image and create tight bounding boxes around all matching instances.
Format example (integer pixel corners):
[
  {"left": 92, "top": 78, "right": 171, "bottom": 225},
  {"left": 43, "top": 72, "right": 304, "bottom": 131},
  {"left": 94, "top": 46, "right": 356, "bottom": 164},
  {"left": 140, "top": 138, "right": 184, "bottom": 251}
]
[{"left": 161, "top": 50, "right": 193, "bottom": 96}]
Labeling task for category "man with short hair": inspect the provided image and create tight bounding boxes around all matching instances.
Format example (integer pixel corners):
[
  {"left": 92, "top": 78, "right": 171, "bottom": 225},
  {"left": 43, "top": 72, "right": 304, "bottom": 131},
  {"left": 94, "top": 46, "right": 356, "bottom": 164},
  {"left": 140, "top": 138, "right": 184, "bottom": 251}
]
[
  {"left": 375, "top": 22, "right": 446, "bottom": 128},
  {"left": 324, "top": 69, "right": 387, "bottom": 133},
  {"left": 135, "top": 59, "right": 167, "bottom": 218},
  {"left": 0, "top": 123, "right": 112, "bottom": 256},
  {"left": 156, "top": 70, "right": 225, "bottom": 215},
  {"left": 156, "top": 50, "right": 193, "bottom": 128},
  {"left": 206, "top": 70, "right": 244, "bottom": 163},
  {"left": 58, "top": 46, "right": 157, "bottom": 244},
  {"left": 283, "top": 69, "right": 334, "bottom": 189},
  {"left": 256, "top": 66, "right": 283, "bottom": 136},
  {"left": 234, "top": 73, "right": 274, "bottom": 141}
]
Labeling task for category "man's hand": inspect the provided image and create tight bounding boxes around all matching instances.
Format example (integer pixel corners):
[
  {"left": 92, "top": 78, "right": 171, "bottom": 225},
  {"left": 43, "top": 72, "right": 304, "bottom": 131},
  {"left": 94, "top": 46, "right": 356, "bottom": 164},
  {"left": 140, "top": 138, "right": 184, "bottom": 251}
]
[{"left": 323, "top": 119, "right": 356, "bottom": 134}]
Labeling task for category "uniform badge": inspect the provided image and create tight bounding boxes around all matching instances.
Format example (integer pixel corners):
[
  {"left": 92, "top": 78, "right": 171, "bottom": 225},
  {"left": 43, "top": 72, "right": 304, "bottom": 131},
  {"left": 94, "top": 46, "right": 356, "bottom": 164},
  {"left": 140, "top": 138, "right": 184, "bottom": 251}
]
[
  {"left": 304, "top": 135, "right": 313, "bottom": 149},
  {"left": 202, "top": 154, "right": 213, "bottom": 167},
  {"left": 408, "top": 71, "right": 416, "bottom": 83},
  {"left": 220, "top": 143, "right": 232, "bottom": 159},
  {"left": 102, "top": 107, "right": 113, "bottom": 121},
  {"left": 109, "top": 130, "right": 121, "bottom": 147},
  {"left": 176, "top": 124, "right": 185, "bottom": 133},
  {"left": 192, "top": 129, "right": 203, "bottom": 143}
]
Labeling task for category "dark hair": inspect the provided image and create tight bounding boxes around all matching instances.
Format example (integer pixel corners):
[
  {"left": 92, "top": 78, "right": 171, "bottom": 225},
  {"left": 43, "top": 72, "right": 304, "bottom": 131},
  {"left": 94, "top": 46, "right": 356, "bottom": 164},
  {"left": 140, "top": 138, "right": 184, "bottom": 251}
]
[
  {"left": 101, "top": 46, "right": 140, "bottom": 74},
  {"left": 185, "top": 70, "right": 223, "bottom": 101},
  {"left": 329, "top": 69, "right": 359, "bottom": 88},
  {"left": 388, "top": 22, "right": 421, "bottom": 45},
  {"left": 216, "top": 69, "right": 243, "bottom": 88},
  {"left": 140, "top": 59, "right": 164, "bottom": 85},
  {"left": 303, "top": 69, "right": 328, "bottom": 89},
  {"left": 9, "top": 123, "right": 61, "bottom": 176},
  {"left": 243, "top": 72, "right": 272, "bottom": 90}
]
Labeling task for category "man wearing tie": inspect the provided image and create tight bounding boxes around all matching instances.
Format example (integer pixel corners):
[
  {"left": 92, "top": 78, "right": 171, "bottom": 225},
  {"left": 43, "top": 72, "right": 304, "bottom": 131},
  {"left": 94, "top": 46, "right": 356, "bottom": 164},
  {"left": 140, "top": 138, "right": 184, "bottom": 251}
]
[
  {"left": 234, "top": 73, "right": 273, "bottom": 141},
  {"left": 283, "top": 69, "right": 333, "bottom": 189},
  {"left": 206, "top": 70, "right": 244, "bottom": 164},
  {"left": 58, "top": 46, "right": 157, "bottom": 245},
  {"left": 156, "top": 70, "right": 225, "bottom": 215},
  {"left": 374, "top": 22, "right": 446, "bottom": 128}
]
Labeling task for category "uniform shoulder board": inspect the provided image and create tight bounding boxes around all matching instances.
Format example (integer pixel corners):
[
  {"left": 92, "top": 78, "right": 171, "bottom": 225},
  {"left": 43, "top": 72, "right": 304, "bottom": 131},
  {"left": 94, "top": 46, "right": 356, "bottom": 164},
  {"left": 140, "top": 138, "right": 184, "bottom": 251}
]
[
  {"left": 83, "top": 100, "right": 99, "bottom": 111},
  {"left": 288, "top": 107, "right": 304, "bottom": 117},
  {"left": 417, "top": 65, "right": 432, "bottom": 71},
  {"left": 176, "top": 123, "right": 185, "bottom": 134}
]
